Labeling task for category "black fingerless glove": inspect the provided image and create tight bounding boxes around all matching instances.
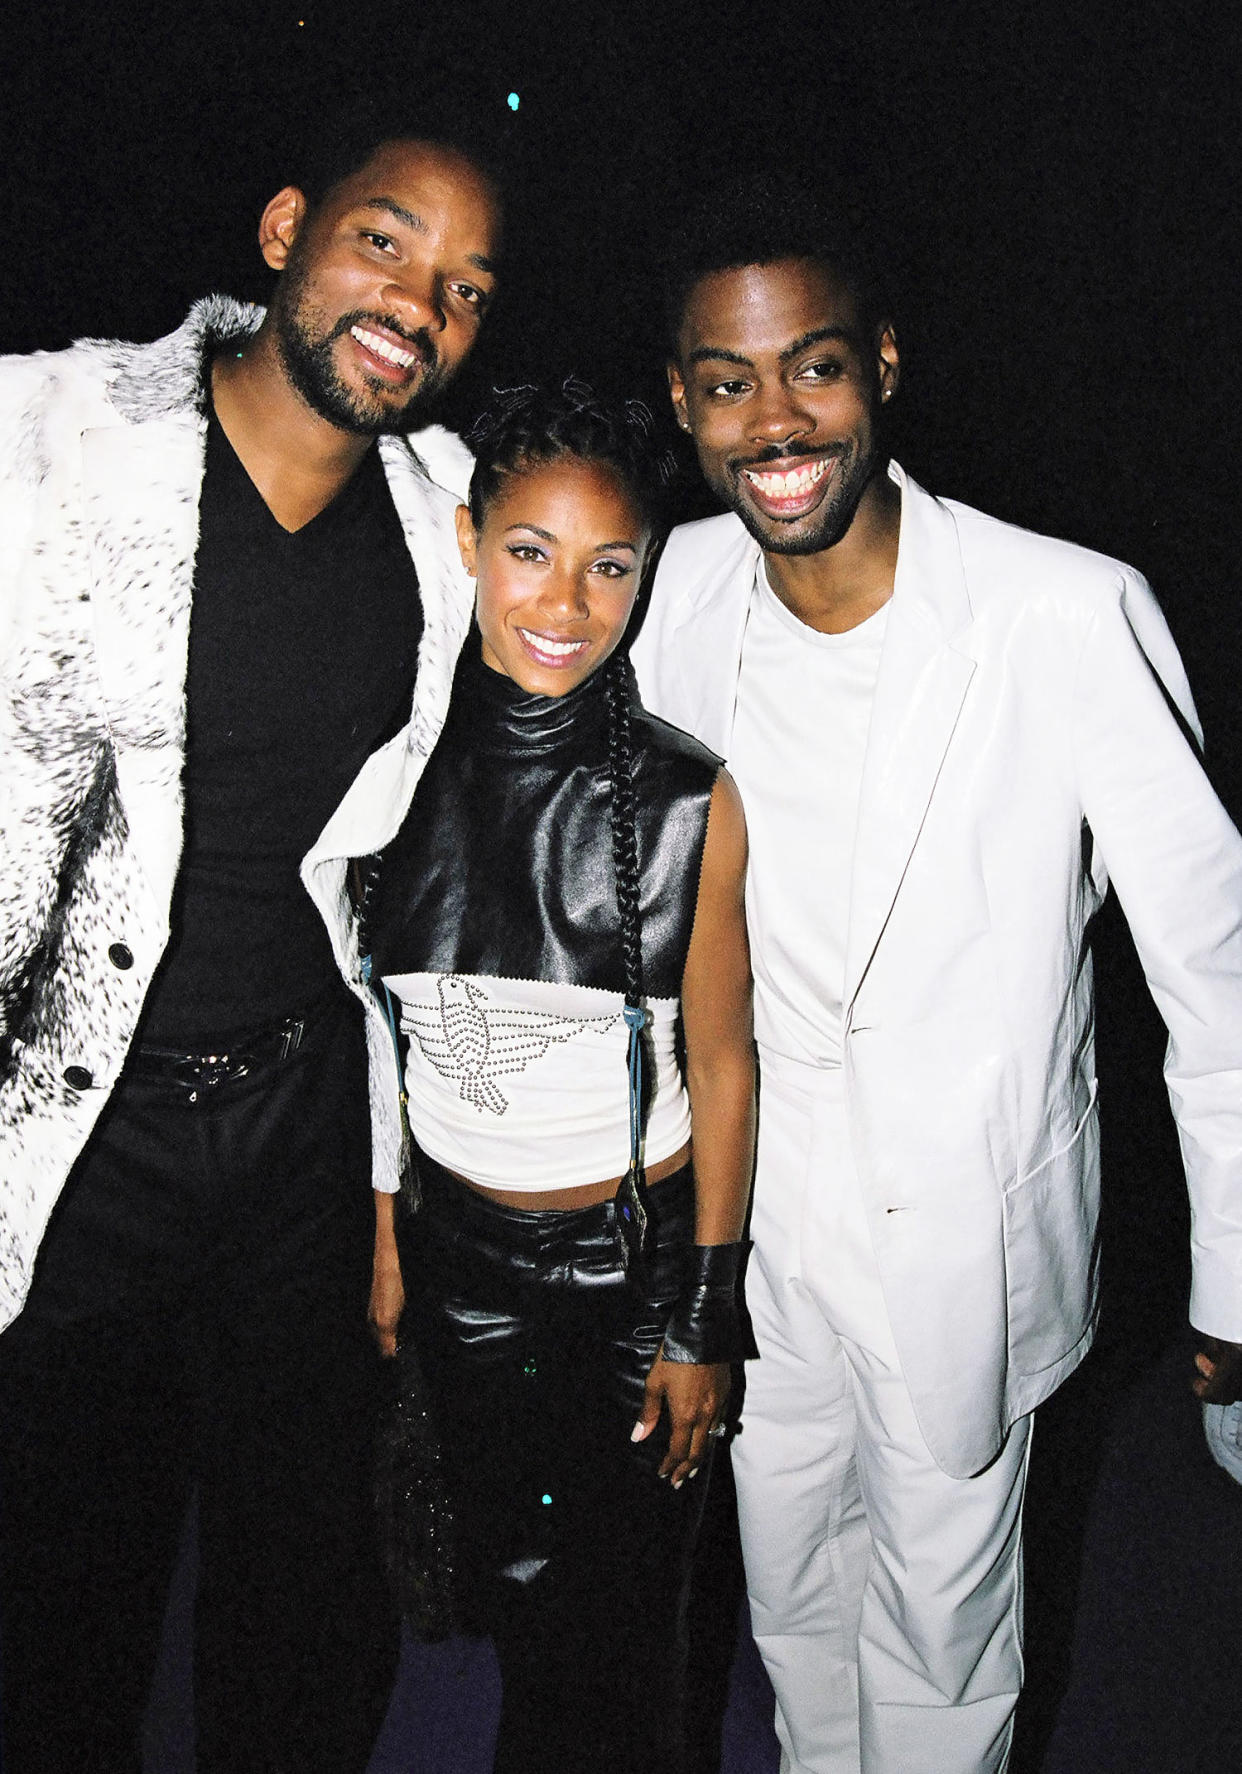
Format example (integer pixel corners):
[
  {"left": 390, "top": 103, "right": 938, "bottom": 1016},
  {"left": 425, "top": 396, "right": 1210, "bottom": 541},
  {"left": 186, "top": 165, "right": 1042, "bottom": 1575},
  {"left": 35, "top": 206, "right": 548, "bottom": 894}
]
[{"left": 661, "top": 1241, "right": 758, "bottom": 1365}]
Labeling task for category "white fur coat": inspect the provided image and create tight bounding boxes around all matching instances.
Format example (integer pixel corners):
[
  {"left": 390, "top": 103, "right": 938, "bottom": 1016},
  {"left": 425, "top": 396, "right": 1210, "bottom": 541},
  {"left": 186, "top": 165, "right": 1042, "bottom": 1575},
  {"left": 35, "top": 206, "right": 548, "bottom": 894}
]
[{"left": 0, "top": 297, "right": 472, "bottom": 1329}]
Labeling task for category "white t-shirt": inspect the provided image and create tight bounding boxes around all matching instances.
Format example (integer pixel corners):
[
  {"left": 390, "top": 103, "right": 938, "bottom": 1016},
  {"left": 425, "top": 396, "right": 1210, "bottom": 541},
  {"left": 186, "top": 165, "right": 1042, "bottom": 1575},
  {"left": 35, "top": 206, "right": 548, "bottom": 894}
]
[
  {"left": 383, "top": 971, "right": 690, "bottom": 1191},
  {"left": 729, "top": 563, "right": 888, "bottom": 1067}
]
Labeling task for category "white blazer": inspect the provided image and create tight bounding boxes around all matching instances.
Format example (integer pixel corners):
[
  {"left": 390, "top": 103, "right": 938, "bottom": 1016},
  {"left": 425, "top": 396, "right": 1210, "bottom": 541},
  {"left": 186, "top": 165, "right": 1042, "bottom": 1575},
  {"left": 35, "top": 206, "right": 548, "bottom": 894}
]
[{"left": 631, "top": 463, "right": 1242, "bottom": 1476}]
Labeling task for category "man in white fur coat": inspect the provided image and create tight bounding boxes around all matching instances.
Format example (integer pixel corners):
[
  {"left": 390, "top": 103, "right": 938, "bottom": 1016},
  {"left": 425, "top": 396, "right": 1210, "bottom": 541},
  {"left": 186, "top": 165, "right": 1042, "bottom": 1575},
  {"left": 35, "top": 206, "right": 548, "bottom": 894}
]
[
  {"left": 631, "top": 176, "right": 1242, "bottom": 1774},
  {"left": 0, "top": 125, "right": 498, "bottom": 1771}
]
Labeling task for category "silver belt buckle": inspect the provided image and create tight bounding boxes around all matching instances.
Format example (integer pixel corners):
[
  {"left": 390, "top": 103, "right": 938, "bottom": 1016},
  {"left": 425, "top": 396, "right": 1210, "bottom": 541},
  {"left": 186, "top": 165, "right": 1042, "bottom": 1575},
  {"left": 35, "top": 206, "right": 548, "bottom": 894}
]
[{"left": 179, "top": 1051, "right": 251, "bottom": 1104}]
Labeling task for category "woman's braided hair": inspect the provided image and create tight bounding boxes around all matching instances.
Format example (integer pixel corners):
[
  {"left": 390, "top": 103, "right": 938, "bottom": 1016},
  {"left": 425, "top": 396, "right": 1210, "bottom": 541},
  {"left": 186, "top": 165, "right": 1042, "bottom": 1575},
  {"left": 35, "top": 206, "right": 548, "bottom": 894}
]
[
  {"left": 464, "top": 378, "right": 674, "bottom": 536},
  {"left": 466, "top": 380, "right": 675, "bottom": 1016},
  {"left": 604, "top": 653, "right": 643, "bottom": 1012}
]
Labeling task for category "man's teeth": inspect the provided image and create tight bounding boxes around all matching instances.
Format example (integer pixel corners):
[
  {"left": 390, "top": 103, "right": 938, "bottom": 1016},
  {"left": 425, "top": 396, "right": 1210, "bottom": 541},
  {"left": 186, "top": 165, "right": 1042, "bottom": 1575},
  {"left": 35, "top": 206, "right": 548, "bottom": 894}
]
[
  {"left": 743, "top": 458, "right": 831, "bottom": 498},
  {"left": 351, "top": 325, "right": 418, "bottom": 369},
  {"left": 519, "top": 630, "right": 588, "bottom": 657}
]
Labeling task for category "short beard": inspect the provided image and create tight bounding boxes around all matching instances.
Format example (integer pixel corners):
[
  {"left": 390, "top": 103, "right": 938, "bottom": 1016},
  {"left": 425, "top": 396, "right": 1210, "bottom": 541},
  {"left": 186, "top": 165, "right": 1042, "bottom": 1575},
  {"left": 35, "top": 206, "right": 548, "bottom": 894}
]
[{"left": 273, "top": 287, "right": 445, "bottom": 436}]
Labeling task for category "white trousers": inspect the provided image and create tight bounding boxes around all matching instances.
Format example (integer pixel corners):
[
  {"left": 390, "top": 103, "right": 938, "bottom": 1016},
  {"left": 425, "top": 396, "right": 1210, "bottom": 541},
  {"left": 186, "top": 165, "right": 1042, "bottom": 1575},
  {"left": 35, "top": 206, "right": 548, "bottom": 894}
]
[{"left": 733, "top": 1056, "right": 1031, "bottom": 1774}]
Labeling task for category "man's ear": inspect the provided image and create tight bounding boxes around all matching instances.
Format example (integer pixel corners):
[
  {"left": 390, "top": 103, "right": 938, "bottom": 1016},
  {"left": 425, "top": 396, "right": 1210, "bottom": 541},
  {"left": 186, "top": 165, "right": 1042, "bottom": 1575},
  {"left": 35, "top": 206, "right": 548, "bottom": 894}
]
[
  {"left": 668, "top": 361, "right": 693, "bottom": 436},
  {"left": 258, "top": 187, "right": 308, "bottom": 272},
  {"left": 454, "top": 503, "right": 478, "bottom": 576},
  {"left": 877, "top": 323, "right": 900, "bottom": 405}
]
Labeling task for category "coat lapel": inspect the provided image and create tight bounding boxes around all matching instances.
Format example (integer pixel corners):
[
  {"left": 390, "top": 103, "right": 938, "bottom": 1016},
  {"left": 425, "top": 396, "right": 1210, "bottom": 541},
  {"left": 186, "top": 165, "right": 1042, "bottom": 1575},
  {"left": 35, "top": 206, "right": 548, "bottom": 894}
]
[
  {"left": 379, "top": 435, "right": 475, "bottom": 772},
  {"left": 77, "top": 297, "right": 261, "bottom": 924},
  {"left": 300, "top": 445, "right": 474, "bottom": 981},
  {"left": 303, "top": 444, "right": 474, "bottom": 874},
  {"left": 844, "top": 472, "right": 977, "bottom": 1006},
  {"left": 669, "top": 525, "right": 758, "bottom": 758},
  {"left": 82, "top": 414, "right": 205, "bottom": 920}
]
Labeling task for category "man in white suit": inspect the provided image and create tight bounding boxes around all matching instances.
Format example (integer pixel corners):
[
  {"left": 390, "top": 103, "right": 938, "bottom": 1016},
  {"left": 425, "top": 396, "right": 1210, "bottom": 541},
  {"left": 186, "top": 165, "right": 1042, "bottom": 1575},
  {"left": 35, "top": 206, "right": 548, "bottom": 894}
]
[{"left": 630, "top": 178, "right": 1242, "bottom": 1773}]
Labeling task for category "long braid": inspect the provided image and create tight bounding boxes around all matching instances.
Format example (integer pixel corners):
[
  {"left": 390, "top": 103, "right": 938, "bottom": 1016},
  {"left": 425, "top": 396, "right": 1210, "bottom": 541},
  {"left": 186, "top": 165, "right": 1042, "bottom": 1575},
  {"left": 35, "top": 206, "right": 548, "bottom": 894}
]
[
  {"left": 605, "top": 653, "right": 644, "bottom": 1012},
  {"left": 606, "top": 649, "right": 651, "bottom": 1264}
]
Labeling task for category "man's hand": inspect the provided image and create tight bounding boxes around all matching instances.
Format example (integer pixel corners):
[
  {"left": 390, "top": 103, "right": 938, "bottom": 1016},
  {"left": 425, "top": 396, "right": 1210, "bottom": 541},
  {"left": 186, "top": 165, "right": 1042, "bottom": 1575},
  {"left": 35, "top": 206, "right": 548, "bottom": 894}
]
[
  {"left": 1192, "top": 1334, "right": 1242, "bottom": 1405},
  {"left": 632, "top": 1355, "right": 730, "bottom": 1487}
]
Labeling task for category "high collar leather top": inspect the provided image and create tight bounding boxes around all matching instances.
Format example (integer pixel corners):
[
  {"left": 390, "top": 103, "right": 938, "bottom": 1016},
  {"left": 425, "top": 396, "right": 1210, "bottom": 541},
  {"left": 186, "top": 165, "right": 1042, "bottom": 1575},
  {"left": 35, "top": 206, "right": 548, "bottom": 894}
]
[
  {"left": 371, "top": 642, "right": 720, "bottom": 1001},
  {"left": 443, "top": 635, "right": 611, "bottom": 755}
]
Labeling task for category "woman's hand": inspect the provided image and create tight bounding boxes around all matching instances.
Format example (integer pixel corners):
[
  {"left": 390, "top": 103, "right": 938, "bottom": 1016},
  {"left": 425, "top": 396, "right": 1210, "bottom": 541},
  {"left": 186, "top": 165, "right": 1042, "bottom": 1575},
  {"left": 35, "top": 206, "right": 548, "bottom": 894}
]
[
  {"left": 632, "top": 1353, "right": 731, "bottom": 1487},
  {"left": 369, "top": 1188, "right": 406, "bottom": 1358}
]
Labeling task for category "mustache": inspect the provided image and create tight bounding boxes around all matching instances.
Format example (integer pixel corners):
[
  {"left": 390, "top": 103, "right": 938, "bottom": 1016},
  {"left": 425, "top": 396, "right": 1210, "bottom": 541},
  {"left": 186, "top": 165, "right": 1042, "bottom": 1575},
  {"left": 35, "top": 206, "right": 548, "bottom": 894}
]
[
  {"left": 331, "top": 311, "right": 438, "bottom": 370},
  {"left": 733, "top": 444, "right": 841, "bottom": 469},
  {"left": 731, "top": 445, "right": 843, "bottom": 474}
]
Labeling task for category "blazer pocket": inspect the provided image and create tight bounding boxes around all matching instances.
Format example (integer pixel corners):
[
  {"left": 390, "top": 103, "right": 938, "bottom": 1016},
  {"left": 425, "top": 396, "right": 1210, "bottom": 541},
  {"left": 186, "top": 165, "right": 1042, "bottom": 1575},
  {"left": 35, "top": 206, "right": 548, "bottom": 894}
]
[{"left": 1002, "top": 1082, "right": 1100, "bottom": 1377}]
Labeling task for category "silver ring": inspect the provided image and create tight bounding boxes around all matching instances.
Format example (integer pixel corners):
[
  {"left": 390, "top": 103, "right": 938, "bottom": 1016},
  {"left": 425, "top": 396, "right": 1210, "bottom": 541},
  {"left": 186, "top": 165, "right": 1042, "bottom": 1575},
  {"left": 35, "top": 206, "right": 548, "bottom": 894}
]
[{"left": 709, "top": 1421, "right": 727, "bottom": 1438}]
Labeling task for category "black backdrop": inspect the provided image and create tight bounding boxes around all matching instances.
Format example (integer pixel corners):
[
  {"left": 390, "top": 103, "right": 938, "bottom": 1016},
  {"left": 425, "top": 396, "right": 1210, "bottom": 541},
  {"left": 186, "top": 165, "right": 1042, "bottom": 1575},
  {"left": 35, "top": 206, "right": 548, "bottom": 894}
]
[
  {"left": 3, "top": 2, "right": 1236, "bottom": 743},
  {"left": 2, "top": 3, "right": 1239, "bottom": 1763}
]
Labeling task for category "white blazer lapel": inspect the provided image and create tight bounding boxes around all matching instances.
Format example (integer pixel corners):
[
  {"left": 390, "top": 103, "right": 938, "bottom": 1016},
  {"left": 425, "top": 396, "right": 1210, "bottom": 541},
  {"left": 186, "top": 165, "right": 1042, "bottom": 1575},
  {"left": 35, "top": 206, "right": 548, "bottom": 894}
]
[
  {"left": 675, "top": 584, "right": 752, "bottom": 759},
  {"left": 82, "top": 415, "right": 205, "bottom": 919},
  {"left": 640, "top": 520, "right": 758, "bottom": 759},
  {"left": 845, "top": 473, "right": 976, "bottom": 1005}
]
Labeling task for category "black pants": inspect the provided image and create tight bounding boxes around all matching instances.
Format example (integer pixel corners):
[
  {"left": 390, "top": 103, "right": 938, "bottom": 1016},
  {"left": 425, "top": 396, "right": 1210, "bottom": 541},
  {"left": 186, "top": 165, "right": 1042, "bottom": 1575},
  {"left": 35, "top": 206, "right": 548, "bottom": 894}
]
[
  {"left": 1039, "top": 1339, "right": 1242, "bottom": 1774},
  {"left": 407, "top": 1154, "right": 710, "bottom": 1774},
  {"left": 0, "top": 996, "right": 398, "bottom": 1774}
]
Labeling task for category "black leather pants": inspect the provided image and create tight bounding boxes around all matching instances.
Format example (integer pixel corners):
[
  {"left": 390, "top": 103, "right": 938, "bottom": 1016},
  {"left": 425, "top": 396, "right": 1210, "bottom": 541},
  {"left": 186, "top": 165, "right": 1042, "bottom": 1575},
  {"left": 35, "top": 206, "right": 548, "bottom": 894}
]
[
  {"left": 406, "top": 1152, "right": 709, "bottom": 1774},
  {"left": 0, "top": 997, "right": 397, "bottom": 1774}
]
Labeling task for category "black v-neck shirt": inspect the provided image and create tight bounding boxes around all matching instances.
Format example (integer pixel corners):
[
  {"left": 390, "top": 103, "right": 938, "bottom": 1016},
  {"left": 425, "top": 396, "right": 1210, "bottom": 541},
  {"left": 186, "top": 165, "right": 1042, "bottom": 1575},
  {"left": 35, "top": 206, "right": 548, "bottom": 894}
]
[{"left": 138, "top": 413, "right": 423, "bottom": 1044}]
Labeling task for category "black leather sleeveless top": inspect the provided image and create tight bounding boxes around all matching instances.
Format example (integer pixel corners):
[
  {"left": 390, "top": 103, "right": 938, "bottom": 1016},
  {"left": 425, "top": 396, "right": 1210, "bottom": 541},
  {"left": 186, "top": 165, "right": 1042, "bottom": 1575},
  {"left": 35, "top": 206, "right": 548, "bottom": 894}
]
[{"left": 370, "top": 642, "right": 720, "bottom": 1000}]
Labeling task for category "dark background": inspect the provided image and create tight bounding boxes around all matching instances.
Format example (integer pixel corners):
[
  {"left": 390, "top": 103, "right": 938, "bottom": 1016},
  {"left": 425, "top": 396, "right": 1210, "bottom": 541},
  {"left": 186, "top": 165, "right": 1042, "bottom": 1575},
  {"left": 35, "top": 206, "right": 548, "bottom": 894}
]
[
  {"left": 3, "top": 3, "right": 1238, "bottom": 1765},
  {"left": 2, "top": 1, "right": 1236, "bottom": 758}
]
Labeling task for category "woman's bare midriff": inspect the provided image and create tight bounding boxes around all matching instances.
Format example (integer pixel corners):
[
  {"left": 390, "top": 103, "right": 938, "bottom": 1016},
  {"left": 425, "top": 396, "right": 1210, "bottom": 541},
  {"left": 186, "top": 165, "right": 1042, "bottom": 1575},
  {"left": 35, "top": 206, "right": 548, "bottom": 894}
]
[{"left": 448, "top": 1141, "right": 692, "bottom": 1212}]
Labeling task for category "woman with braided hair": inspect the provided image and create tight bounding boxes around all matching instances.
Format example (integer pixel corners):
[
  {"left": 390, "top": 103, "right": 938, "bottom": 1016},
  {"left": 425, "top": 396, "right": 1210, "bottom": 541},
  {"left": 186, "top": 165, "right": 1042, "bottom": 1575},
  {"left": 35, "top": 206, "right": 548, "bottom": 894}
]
[{"left": 363, "top": 382, "right": 755, "bottom": 1772}]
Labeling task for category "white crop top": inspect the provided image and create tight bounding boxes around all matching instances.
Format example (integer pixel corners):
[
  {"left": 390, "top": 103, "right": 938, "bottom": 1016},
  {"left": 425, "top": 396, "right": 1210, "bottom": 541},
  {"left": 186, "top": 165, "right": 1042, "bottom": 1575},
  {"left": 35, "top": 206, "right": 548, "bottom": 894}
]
[{"left": 384, "top": 970, "right": 691, "bottom": 1191}]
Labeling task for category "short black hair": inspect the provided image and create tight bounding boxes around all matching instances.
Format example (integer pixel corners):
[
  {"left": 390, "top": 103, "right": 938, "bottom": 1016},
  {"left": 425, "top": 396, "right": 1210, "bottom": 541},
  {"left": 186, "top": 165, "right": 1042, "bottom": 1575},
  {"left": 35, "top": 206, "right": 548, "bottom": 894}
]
[
  {"left": 664, "top": 170, "right": 887, "bottom": 357},
  {"left": 465, "top": 380, "right": 676, "bottom": 536},
  {"left": 283, "top": 90, "right": 509, "bottom": 217}
]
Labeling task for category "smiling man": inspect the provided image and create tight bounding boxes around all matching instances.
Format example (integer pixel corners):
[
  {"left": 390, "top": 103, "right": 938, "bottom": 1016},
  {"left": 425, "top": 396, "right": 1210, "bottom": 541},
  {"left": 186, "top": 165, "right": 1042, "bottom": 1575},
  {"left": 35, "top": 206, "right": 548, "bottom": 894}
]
[
  {"left": 631, "top": 175, "right": 1242, "bottom": 1773},
  {"left": 0, "top": 120, "right": 500, "bottom": 1771}
]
